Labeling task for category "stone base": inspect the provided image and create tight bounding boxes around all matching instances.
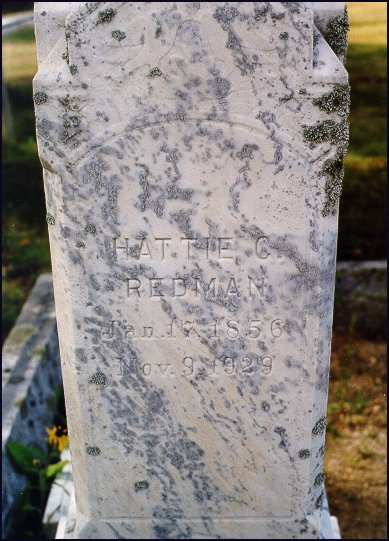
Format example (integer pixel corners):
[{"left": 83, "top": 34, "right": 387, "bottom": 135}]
[
  {"left": 48, "top": 457, "right": 341, "bottom": 540},
  {"left": 56, "top": 503, "right": 341, "bottom": 539}
]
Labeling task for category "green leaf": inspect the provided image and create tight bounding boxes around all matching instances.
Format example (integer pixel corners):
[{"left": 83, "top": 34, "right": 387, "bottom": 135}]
[
  {"left": 6, "top": 441, "right": 43, "bottom": 474},
  {"left": 28, "top": 446, "right": 47, "bottom": 460},
  {"left": 46, "top": 460, "right": 69, "bottom": 478}
]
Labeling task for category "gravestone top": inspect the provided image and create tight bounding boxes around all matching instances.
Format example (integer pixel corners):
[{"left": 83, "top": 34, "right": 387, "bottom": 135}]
[{"left": 34, "top": 2, "right": 348, "bottom": 538}]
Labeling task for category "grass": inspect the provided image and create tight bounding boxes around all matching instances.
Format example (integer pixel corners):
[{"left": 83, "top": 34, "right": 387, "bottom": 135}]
[
  {"left": 347, "top": 2, "right": 387, "bottom": 46},
  {"left": 338, "top": 3, "right": 387, "bottom": 260},
  {"left": 2, "top": 28, "right": 46, "bottom": 342},
  {"left": 338, "top": 42, "right": 387, "bottom": 260},
  {"left": 2, "top": 28, "right": 37, "bottom": 83},
  {"left": 1, "top": 5, "right": 387, "bottom": 342}
]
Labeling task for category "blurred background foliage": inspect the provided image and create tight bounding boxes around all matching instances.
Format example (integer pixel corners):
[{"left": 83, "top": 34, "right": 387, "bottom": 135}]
[{"left": 2, "top": 2, "right": 387, "bottom": 342}]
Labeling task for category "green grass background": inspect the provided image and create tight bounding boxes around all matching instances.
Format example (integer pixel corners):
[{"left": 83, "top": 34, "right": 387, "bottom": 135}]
[{"left": 2, "top": 3, "right": 387, "bottom": 342}]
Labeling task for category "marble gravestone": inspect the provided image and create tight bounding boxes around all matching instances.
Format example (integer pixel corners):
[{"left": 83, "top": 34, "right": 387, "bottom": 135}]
[{"left": 33, "top": 2, "right": 349, "bottom": 539}]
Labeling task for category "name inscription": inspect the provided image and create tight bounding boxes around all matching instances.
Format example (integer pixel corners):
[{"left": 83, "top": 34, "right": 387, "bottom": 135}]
[
  {"left": 113, "top": 236, "right": 271, "bottom": 261},
  {"left": 126, "top": 276, "right": 270, "bottom": 299}
]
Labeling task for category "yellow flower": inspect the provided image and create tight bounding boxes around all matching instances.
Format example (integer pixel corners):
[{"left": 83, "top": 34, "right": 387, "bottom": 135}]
[
  {"left": 46, "top": 425, "right": 69, "bottom": 451},
  {"left": 32, "top": 458, "right": 41, "bottom": 466}
]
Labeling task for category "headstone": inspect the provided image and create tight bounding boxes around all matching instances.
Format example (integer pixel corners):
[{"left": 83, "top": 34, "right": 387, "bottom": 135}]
[{"left": 33, "top": 2, "right": 349, "bottom": 538}]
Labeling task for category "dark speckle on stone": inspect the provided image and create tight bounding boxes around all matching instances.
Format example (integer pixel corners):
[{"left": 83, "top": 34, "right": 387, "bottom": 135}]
[
  {"left": 303, "top": 120, "right": 349, "bottom": 146},
  {"left": 134, "top": 480, "right": 149, "bottom": 492},
  {"left": 324, "top": 10, "right": 349, "bottom": 58},
  {"left": 149, "top": 67, "right": 162, "bottom": 77},
  {"left": 85, "top": 224, "right": 97, "bottom": 235},
  {"left": 254, "top": 4, "right": 270, "bottom": 20},
  {"left": 90, "top": 372, "right": 107, "bottom": 386},
  {"left": 34, "top": 92, "right": 48, "bottom": 105},
  {"left": 86, "top": 446, "right": 100, "bottom": 456},
  {"left": 271, "top": 12, "right": 285, "bottom": 21},
  {"left": 112, "top": 30, "right": 126, "bottom": 41},
  {"left": 312, "top": 84, "right": 350, "bottom": 117},
  {"left": 213, "top": 5, "right": 238, "bottom": 24},
  {"left": 96, "top": 8, "right": 116, "bottom": 25},
  {"left": 280, "top": 92, "right": 293, "bottom": 102},
  {"left": 46, "top": 213, "right": 55, "bottom": 226},
  {"left": 262, "top": 401, "right": 271, "bottom": 412},
  {"left": 312, "top": 416, "right": 327, "bottom": 436},
  {"left": 155, "top": 21, "right": 162, "bottom": 38},
  {"left": 237, "top": 144, "right": 258, "bottom": 160}
]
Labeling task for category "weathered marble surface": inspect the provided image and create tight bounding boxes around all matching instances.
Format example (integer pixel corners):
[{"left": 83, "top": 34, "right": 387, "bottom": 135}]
[{"left": 34, "top": 2, "right": 349, "bottom": 538}]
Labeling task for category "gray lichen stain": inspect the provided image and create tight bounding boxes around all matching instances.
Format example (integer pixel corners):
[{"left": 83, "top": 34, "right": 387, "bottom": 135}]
[
  {"left": 303, "top": 120, "right": 349, "bottom": 147},
  {"left": 111, "top": 30, "right": 126, "bottom": 41},
  {"left": 303, "top": 119, "right": 349, "bottom": 216},
  {"left": 312, "top": 84, "right": 350, "bottom": 118},
  {"left": 90, "top": 372, "right": 107, "bottom": 386},
  {"left": 96, "top": 8, "right": 116, "bottom": 25},
  {"left": 33, "top": 92, "right": 48, "bottom": 105},
  {"left": 212, "top": 4, "right": 262, "bottom": 75},
  {"left": 98, "top": 323, "right": 223, "bottom": 522},
  {"left": 319, "top": 149, "right": 345, "bottom": 217},
  {"left": 85, "top": 224, "right": 97, "bottom": 236},
  {"left": 46, "top": 213, "right": 55, "bottom": 226},
  {"left": 149, "top": 67, "right": 162, "bottom": 77},
  {"left": 134, "top": 480, "right": 149, "bottom": 492},
  {"left": 86, "top": 446, "right": 101, "bottom": 456},
  {"left": 312, "top": 416, "right": 327, "bottom": 436},
  {"left": 280, "top": 92, "right": 293, "bottom": 103},
  {"left": 323, "top": 8, "right": 349, "bottom": 59}
]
